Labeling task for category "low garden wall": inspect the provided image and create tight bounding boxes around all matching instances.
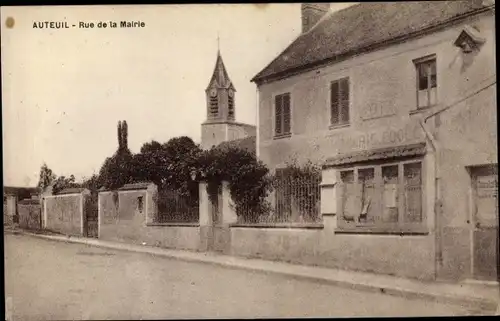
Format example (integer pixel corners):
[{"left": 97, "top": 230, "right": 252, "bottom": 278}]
[
  {"left": 228, "top": 223, "right": 436, "bottom": 281},
  {"left": 98, "top": 184, "right": 202, "bottom": 251}
]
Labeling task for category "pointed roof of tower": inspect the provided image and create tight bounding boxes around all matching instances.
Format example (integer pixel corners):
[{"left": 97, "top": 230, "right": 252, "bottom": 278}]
[{"left": 206, "top": 50, "right": 236, "bottom": 91}]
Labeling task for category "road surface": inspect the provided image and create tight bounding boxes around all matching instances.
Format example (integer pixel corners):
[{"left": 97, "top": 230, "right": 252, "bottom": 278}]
[{"left": 4, "top": 233, "right": 483, "bottom": 319}]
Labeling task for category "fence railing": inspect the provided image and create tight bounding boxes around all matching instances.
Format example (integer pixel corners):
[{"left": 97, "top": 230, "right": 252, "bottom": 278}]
[
  {"left": 236, "top": 177, "right": 322, "bottom": 224},
  {"left": 156, "top": 189, "right": 199, "bottom": 223}
]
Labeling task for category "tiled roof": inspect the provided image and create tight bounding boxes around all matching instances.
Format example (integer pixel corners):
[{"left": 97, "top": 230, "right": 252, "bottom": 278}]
[
  {"left": 3, "top": 186, "right": 38, "bottom": 197},
  {"left": 323, "top": 143, "right": 427, "bottom": 167},
  {"left": 252, "top": 1, "right": 490, "bottom": 83},
  {"left": 216, "top": 136, "right": 256, "bottom": 155},
  {"left": 18, "top": 199, "right": 41, "bottom": 205},
  {"left": 118, "top": 182, "right": 155, "bottom": 191},
  {"left": 57, "top": 187, "right": 89, "bottom": 195}
]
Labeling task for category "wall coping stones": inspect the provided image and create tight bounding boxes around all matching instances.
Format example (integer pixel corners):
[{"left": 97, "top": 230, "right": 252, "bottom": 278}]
[
  {"left": 229, "top": 222, "right": 324, "bottom": 229},
  {"left": 146, "top": 222, "right": 200, "bottom": 228}
]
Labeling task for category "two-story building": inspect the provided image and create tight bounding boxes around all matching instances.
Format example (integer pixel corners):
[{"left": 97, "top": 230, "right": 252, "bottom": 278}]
[{"left": 251, "top": 1, "right": 497, "bottom": 282}]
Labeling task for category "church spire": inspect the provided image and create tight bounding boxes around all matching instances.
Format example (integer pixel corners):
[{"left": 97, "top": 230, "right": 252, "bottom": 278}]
[{"left": 206, "top": 49, "right": 235, "bottom": 92}]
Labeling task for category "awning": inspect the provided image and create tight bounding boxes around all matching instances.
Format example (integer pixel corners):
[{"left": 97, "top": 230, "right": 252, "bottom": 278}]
[{"left": 323, "top": 143, "right": 427, "bottom": 168}]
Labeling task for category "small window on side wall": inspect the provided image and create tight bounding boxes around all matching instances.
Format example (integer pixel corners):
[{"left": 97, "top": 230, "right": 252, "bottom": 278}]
[
  {"left": 415, "top": 56, "right": 437, "bottom": 109},
  {"left": 275, "top": 93, "right": 291, "bottom": 137},
  {"left": 137, "top": 196, "right": 144, "bottom": 213}
]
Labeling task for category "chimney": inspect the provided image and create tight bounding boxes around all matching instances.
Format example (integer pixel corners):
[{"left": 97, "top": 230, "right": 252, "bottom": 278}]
[{"left": 301, "top": 3, "right": 330, "bottom": 33}]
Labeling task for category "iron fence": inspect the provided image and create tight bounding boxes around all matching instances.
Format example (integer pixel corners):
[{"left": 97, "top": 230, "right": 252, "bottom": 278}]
[
  {"left": 156, "top": 188, "right": 199, "bottom": 223},
  {"left": 236, "top": 176, "right": 322, "bottom": 224}
]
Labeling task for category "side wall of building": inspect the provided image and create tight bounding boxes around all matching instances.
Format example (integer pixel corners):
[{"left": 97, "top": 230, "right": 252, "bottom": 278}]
[{"left": 433, "top": 15, "right": 497, "bottom": 281}]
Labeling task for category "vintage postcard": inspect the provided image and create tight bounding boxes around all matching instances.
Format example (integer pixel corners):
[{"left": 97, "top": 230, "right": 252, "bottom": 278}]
[{"left": 2, "top": 2, "right": 499, "bottom": 319}]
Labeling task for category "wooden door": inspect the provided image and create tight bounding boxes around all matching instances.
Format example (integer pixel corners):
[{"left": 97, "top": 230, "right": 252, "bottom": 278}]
[{"left": 471, "top": 165, "right": 499, "bottom": 281}]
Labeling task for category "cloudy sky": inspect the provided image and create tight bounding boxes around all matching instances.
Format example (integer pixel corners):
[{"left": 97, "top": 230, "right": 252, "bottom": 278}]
[{"left": 2, "top": 3, "right": 353, "bottom": 187}]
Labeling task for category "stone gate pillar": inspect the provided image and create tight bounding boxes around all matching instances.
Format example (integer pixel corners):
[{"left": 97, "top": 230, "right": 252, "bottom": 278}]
[{"left": 198, "top": 181, "right": 211, "bottom": 251}]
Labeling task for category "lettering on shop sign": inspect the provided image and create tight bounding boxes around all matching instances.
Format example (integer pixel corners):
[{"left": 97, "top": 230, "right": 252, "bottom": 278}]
[
  {"left": 360, "top": 103, "right": 397, "bottom": 121},
  {"left": 335, "top": 124, "right": 423, "bottom": 152}
]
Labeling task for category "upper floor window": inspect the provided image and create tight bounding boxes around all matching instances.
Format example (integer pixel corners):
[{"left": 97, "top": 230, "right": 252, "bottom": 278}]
[
  {"left": 415, "top": 56, "right": 437, "bottom": 109},
  {"left": 275, "top": 93, "right": 291, "bottom": 137},
  {"left": 330, "top": 77, "right": 350, "bottom": 127}
]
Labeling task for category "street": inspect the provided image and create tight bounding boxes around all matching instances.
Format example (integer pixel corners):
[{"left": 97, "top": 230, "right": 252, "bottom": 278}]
[{"left": 4, "top": 233, "right": 483, "bottom": 319}]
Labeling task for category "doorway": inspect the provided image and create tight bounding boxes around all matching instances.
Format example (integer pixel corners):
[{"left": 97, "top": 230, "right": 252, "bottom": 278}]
[{"left": 470, "top": 164, "right": 499, "bottom": 282}]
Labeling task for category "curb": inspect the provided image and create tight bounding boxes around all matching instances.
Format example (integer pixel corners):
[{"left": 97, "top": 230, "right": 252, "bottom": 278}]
[{"left": 6, "top": 229, "right": 499, "bottom": 313}]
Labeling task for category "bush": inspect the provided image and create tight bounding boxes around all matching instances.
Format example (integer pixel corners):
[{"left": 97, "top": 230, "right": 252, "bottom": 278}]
[{"left": 198, "top": 145, "right": 273, "bottom": 222}]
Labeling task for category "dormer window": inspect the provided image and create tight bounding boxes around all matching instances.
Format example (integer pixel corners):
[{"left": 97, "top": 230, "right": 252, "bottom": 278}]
[{"left": 454, "top": 26, "right": 486, "bottom": 54}]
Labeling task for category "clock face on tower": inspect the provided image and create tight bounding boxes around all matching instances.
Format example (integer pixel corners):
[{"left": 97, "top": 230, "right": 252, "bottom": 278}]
[
  {"left": 210, "top": 89, "right": 217, "bottom": 97},
  {"left": 228, "top": 90, "right": 234, "bottom": 98}
]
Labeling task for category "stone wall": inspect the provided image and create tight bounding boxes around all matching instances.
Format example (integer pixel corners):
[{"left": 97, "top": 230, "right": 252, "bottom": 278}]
[
  {"left": 43, "top": 192, "right": 88, "bottom": 236},
  {"left": 18, "top": 200, "right": 41, "bottom": 230},
  {"left": 229, "top": 226, "right": 435, "bottom": 280},
  {"left": 98, "top": 185, "right": 202, "bottom": 251}
]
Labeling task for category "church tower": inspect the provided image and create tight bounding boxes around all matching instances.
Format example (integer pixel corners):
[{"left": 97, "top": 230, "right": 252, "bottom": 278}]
[
  {"left": 205, "top": 50, "right": 236, "bottom": 123},
  {"left": 201, "top": 49, "right": 256, "bottom": 150}
]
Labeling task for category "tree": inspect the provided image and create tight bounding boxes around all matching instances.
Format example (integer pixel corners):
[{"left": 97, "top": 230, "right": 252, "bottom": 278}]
[
  {"left": 52, "top": 174, "right": 79, "bottom": 194},
  {"left": 130, "top": 136, "right": 202, "bottom": 192},
  {"left": 37, "top": 163, "right": 56, "bottom": 191},
  {"left": 198, "top": 144, "right": 273, "bottom": 222},
  {"left": 99, "top": 120, "right": 134, "bottom": 189},
  {"left": 98, "top": 151, "right": 134, "bottom": 190},
  {"left": 81, "top": 174, "right": 102, "bottom": 192}
]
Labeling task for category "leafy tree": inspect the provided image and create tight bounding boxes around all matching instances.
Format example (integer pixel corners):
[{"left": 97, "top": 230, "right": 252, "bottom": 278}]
[
  {"left": 37, "top": 163, "right": 56, "bottom": 191},
  {"left": 98, "top": 120, "right": 134, "bottom": 189},
  {"left": 81, "top": 174, "right": 102, "bottom": 192},
  {"left": 52, "top": 175, "right": 79, "bottom": 194},
  {"left": 130, "top": 136, "right": 202, "bottom": 193},
  {"left": 198, "top": 145, "right": 273, "bottom": 222},
  {"left": 99, "top": 151, "right": 134, "bottom": 190}
]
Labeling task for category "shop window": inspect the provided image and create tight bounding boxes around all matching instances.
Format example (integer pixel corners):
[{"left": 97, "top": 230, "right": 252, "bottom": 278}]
[{"left": 338, "top": 159, "right": 425, "bottom": 233}]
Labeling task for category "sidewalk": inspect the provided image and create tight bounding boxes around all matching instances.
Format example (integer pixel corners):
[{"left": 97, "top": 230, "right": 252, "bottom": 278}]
[{"left": 5, "top": 227, "right": 499, "bottom": 314}]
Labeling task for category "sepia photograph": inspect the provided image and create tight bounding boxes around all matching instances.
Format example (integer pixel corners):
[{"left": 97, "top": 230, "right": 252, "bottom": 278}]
[{"left": 2, "top": 1, "right": 499, "bottom": 319}]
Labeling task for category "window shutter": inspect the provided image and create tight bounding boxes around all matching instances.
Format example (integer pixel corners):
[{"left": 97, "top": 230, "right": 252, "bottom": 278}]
[
  {"left": 404, "top": 163, "right": 422, "bottom": 223},
  {"left": 275, "top": 95, "right": 282, "bottom": 135},
  {"left": 283, "top": 94, "right": 291, "bottom": 134},
  {"left": 338, "top": 181, "right": 345, "bottom": 223},
  {"left": 340, "top": 78, "right": 350, "bottom": 123},
  {"left": 331, "top": 81, "right": 339, "bottom": 125}
]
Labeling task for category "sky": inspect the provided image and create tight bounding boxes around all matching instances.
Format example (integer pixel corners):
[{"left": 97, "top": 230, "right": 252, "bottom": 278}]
[{"left": 1, "top": 3, "right": 354, "bottom": 187}]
